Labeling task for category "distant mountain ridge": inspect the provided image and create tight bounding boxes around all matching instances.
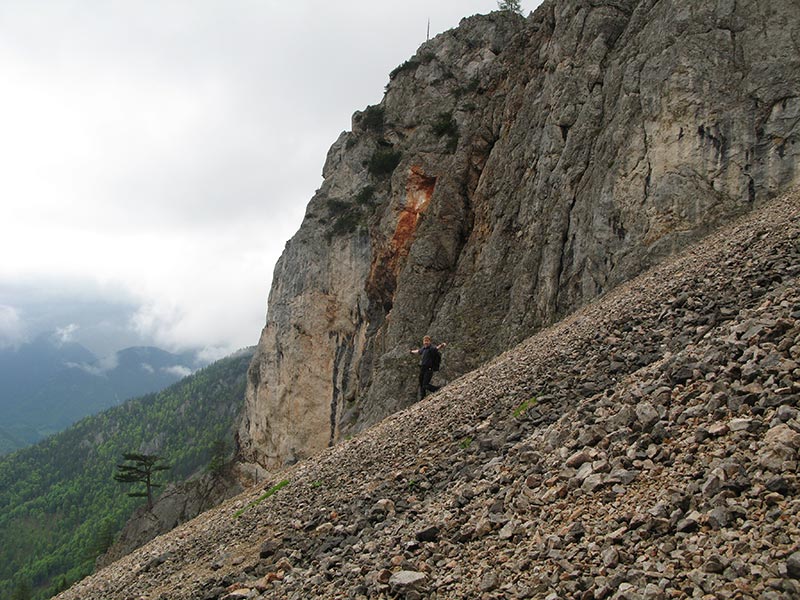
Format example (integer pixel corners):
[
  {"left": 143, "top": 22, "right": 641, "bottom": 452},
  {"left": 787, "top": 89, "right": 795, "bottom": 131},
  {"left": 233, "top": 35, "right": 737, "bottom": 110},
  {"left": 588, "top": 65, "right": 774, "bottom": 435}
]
[{"left": 0, "top": 333, "right": 205, "bottom": 454}]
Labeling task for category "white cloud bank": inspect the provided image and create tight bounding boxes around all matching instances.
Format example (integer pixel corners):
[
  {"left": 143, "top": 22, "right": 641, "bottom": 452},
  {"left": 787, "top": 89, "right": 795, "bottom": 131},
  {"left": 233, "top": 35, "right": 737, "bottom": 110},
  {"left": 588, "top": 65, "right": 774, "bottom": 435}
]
[
  {"left": 0, "top": 305, "right": 25, "bottom": 348},
  {"left": 162, "top": 365, "right": 194, "bottom": 379},
  {"left": 54, "top": 323, "right": 79, "bottom": 345},
  {"left": 66, "top": 352, "right": 119, "bottom": 377}
]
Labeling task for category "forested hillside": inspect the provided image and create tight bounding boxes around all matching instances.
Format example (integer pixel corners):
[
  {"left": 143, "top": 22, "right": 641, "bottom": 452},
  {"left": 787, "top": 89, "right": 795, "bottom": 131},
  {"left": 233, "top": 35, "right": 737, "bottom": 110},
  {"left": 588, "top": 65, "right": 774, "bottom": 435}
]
[{"left": 0, "top": 347, "right": 253, "bottom": 600}]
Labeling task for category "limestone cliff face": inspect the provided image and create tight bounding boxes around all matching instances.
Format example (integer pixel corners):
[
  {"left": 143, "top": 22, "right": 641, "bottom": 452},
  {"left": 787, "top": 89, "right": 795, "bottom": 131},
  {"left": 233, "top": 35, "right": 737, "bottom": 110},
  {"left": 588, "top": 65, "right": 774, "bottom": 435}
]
[{"left": 238, "top": 0, "right": 800, "bottom": 469}]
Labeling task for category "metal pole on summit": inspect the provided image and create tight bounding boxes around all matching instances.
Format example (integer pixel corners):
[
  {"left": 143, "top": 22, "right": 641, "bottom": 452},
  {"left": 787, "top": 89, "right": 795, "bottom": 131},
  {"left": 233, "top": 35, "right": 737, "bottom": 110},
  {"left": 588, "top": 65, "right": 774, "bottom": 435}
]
[{"left": 427, "top": 18, "right": 430, "bottom": 41}]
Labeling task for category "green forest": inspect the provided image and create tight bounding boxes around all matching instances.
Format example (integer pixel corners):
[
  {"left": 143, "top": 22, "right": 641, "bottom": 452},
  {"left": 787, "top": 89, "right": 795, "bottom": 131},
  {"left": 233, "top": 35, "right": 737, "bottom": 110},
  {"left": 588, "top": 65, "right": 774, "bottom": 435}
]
[{"left": 0, "top": 348, "right": 254, "bottom": 600}]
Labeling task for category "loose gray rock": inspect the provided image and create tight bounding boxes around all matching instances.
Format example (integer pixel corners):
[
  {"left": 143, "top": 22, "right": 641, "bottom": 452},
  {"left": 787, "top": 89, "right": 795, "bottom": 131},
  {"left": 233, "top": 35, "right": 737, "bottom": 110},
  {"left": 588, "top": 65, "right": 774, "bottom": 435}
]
[
  {"left": 787, "top": 552, "right": 800, "bottom": 579},
  {"left": 389, "top": 570, "right": 427, "bottom": 592}
]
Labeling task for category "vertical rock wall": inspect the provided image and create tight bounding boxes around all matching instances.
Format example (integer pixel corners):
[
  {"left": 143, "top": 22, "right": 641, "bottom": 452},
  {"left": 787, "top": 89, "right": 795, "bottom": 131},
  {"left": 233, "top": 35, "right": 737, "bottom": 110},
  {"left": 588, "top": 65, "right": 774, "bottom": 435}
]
[{"left": 238, "top": 0, "right": 800, "bottom": 470}]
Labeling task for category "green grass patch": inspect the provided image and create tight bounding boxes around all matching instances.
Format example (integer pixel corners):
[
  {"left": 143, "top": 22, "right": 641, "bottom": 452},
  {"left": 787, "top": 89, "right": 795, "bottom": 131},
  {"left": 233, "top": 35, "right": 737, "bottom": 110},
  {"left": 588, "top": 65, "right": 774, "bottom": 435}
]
[
  {"left": 361, "top": 105, "right": 385, "bottom": 132},
  {"left": 367, "top": 147, "right": 402, "bottom": 177},
  {"left": 430, "top": 111, "right": 459, "bottom": 153},
  {"left": 389, "top": 58, "right": 420, "bottom": 79},
  {"left": 326, "top": 198, "right": 350, "bottom": 214},
  {"left": 234, "top": 479, "right": 289, "bottom": 518},
  {"left": 459, "top": 436, "right": 473, "bottom": 449},
  {"left": 325, "top": 190, "right": 376, "bottom": 240},
  {"left": 513, "top": 397, "right": 538, "bottom": 419},
  {"left": 354, "top": 185, "right": 375, "bottom": 206},
  {"left": 331, "top": 211, "right": 362, "bottom": 237},
  {"left": 431, "top": 111, "right": 458, "bottom": 137}
]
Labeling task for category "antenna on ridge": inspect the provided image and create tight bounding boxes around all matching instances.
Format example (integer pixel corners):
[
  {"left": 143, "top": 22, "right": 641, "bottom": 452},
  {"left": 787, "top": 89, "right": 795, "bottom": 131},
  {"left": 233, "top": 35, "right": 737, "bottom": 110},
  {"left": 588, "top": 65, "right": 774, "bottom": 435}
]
[{"left": 427, "top": 18, "right": 430, "bottom": 41}]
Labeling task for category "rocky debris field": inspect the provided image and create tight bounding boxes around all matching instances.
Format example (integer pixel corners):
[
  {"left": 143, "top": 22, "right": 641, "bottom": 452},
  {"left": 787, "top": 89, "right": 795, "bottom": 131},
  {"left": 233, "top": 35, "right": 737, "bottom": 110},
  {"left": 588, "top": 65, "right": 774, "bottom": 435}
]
[{"left": 58, "top": 190, "right": 800, "bottom": 599}]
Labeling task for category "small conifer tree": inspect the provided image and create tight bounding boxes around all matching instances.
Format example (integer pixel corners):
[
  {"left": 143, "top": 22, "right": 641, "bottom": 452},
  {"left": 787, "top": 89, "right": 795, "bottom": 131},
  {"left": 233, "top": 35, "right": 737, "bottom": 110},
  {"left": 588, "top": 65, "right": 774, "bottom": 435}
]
[
  {"left": 206, "top": 439, "right": 229, "bottom": 475},
  {"left": 12, "top": 579, "right": 32, "bottom": 600},
  {"left": 114, "top": 452, "right": 170, "bottom": 510}
]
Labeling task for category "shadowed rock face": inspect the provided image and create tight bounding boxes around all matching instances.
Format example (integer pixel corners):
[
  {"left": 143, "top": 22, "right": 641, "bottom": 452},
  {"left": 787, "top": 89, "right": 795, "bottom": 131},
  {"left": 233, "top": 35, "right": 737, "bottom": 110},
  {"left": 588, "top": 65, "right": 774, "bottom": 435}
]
[{"left": 238, "top": 0, "right": 800, "bottom": 470}]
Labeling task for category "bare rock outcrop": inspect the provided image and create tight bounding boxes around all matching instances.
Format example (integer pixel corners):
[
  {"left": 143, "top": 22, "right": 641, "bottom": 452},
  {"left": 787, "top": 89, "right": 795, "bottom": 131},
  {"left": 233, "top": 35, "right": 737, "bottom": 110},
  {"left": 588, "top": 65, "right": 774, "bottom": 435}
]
[{"left": 238, "top": 0, "right": 800, "bottom": 469}]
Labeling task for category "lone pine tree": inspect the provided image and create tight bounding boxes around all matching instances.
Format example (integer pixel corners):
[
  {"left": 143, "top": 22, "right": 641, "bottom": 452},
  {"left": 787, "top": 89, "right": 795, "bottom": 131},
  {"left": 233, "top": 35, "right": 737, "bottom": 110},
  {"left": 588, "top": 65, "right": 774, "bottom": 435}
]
[{"left": 114, "top": 453, "right": 170, "bottom": 510}]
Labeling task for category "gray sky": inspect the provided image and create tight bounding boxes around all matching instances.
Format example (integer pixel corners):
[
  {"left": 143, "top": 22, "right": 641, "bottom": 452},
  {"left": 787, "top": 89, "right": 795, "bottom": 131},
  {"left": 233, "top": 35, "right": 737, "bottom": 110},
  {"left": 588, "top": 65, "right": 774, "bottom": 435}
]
[{"left": 0, "top": 1, "right": 541, "bottom": 360}]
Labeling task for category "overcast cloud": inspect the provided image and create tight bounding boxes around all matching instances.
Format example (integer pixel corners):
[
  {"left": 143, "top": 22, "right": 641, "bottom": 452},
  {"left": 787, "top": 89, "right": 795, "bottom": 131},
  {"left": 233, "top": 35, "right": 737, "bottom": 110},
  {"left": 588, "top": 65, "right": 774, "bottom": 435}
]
[{"left": 0, "top": 1, "right": 541, "bottom": 360}]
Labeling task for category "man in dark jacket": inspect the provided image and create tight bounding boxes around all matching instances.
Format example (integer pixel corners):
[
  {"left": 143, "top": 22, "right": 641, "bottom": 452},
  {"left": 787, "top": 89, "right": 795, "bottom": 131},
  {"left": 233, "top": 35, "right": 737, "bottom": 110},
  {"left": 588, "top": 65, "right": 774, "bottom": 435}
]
[{"left": 410, "top": 335, "right": 447, "bottom": 399}]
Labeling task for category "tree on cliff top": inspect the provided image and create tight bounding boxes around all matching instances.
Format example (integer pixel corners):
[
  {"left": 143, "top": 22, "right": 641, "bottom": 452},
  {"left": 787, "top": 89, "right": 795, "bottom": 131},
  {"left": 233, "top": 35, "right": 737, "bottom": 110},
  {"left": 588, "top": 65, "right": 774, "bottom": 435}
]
[
  {"left": 114, "top": 452, "right": 170, "bottom": 510},
  {"left": 497, "top": 0, "right": 523, "bottom": 14}
]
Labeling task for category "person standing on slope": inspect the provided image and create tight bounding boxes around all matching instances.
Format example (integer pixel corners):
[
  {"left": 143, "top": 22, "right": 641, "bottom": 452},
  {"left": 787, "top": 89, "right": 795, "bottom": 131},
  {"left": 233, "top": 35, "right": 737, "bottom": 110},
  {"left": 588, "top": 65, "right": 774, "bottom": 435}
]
[{"left": 410, "top": 335, "right": 447, "bottom": 399}]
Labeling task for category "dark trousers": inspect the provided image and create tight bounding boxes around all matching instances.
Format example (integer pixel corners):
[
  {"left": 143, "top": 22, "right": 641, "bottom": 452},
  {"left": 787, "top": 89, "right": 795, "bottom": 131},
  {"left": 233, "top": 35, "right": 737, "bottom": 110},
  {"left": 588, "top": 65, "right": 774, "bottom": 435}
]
[{"left": 419, "top": 367, "right": 438, "bottom": 398}]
